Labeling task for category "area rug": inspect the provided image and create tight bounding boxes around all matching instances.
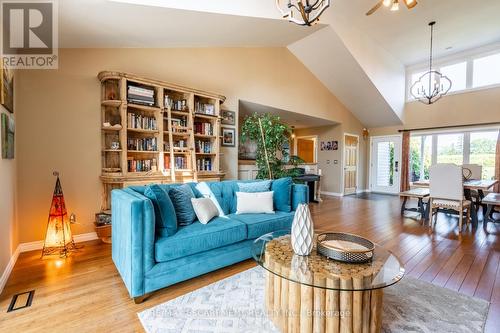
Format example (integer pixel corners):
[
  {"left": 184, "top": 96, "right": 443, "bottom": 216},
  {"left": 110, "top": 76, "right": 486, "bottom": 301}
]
[{"left": 138, "top": 267, "right": 489, "bottom": 333}]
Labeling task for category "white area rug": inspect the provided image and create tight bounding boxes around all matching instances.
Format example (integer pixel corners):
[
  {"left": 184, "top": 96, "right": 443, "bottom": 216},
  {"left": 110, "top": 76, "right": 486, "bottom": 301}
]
[{"left": 138, "top": 267, "right": 489, "bottom": 333}]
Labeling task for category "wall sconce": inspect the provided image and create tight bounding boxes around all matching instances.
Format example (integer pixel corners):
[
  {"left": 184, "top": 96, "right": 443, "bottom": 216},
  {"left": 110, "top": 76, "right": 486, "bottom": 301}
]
[{"left": 362, "top": 128, "right": 369, "bottom": 140}]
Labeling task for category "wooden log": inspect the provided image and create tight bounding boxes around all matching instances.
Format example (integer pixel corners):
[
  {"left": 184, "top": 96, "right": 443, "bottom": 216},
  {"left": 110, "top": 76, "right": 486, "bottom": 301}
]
[
  {"left": 326, "top": 275, "right": 340, "bottom": 333},
  {"left": 362, "top": 273, "right": 372, "bottom": 333},
  {"left": 339, "top": 275, "right": 353, "bottom": 333},
  {"left": 369, "top": 289, "right": 383, "bottom": 333},
  {"left": 313, "top": 273, "right": 326, "bottom": 333},
  {"left": 288, "top": 279, "right": 301, "bottom": 333},
  {"left": 352, "top": 274, "right": 363, "bottom": 333},
  {"left": 281, "top": 266, "right": 290, "bottom": 333},
  {"left": 273, "top": 260, "right": 283, "bottom": 330},
  {"left": 300, "top": 272, "right": 314, "bottom": 333},
  {"left": 265, "top": 250, "right": 274, "bottom": 314}
]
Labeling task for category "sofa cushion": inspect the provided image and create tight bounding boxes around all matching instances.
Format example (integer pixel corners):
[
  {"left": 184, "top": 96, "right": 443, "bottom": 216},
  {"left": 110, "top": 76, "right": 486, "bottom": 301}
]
[
  {"left": 230, "top": 211, "right": 295, "bottom": 239},
  {"left": 155, "top": 217, "right": 247, "bottom": 262},
  {"left": 143, "top": 185, "right": 177, "bottom": 237},
  {"left": 238, "top": 180, "right": 271, "bottom": 193},
  {"left": 271, "top": 177, "right": 293, "bottom": 212},
  {"left": 168, "top": 184, "right": 197, "bottom": 226}
]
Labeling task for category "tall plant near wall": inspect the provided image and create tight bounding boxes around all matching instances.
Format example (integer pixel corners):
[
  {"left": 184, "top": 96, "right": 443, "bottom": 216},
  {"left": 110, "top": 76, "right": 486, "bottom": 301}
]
[{"left": 240, "top": 113, "right": 291, "bottom": 179}]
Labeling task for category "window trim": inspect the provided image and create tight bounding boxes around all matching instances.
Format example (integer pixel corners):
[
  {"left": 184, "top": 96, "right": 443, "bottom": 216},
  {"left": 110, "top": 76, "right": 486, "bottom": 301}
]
[{"left": 406, "top": 43, "right": 500, "bottom": 101}]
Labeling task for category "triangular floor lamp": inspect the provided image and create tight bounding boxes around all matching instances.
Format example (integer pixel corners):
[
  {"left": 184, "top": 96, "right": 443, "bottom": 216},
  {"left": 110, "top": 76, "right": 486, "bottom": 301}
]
[{"left": 42, "top": 171, "right": 77, "bottom": 258}]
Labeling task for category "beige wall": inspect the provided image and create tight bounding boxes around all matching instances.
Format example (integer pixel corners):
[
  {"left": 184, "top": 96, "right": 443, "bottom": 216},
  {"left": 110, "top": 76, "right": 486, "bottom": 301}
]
[
  {"left": 295, "top": 125, "right": 367, "bottom": 194},
  {"left": 0, "top": 104, "right": 17, "bottom": 281},
  {"left": 16, "top": 47, "right": 366, "bottom": 243}
]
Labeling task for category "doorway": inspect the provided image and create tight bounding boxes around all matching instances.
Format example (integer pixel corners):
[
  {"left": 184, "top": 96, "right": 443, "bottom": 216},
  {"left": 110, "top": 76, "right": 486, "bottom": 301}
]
[
  {"left": 295, "top": 136, "right": 317, "bottom": 163},
  {"left": 343, "top": 134, "right": 359, "bottom": 195},
  {"left": 370, "top": 135, "right": 402, "bottom": 194}
]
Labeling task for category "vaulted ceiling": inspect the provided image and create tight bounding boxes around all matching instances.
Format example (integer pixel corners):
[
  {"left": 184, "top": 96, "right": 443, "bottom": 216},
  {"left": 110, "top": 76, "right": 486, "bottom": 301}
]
[{"left": 59, "top": 0, "right": 500, "bottom": 127}]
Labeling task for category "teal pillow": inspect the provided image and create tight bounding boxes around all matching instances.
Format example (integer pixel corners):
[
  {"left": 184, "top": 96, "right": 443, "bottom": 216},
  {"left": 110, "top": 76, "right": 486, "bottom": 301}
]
[
  {"left": 168, "top": 184, "right": 196, "bottom": 226},
  {"left": 238, "top": 180, "right": 271, "bottom": 193},
  {"left": 144, "top": 185, "right": 177, "bottom": 237},
  {"left": 271, "top": 177, "right": 292, "bottom": 212}
]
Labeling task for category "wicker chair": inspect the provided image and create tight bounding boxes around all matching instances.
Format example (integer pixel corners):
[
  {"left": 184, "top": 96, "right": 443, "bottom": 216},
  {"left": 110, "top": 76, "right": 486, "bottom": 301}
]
[{"left": 429, "top": 164, "right": 471, "bottom": 232}]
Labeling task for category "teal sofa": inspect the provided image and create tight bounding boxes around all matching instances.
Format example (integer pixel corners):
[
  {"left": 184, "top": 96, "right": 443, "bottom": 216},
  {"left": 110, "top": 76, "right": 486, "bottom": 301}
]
[{"left": 111, "top": 178, "right": 308, "bottom": 302}]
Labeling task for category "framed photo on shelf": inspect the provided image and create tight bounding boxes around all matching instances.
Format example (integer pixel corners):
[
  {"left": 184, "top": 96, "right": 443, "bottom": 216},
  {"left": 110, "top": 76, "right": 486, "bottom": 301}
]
[
  {"left": 221, "top": 109, "right": 235, "bottom": 125},
  {"left": 221, "top": 127, "right": 236, "bottom": 147}
]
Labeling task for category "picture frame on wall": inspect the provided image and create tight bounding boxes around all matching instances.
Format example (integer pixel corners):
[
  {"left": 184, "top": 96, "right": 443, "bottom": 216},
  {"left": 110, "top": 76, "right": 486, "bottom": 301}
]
[
  {"left": 0, "top": 62, "right": 14, "bottom": 113},
  {"left": 221, "top": 109, "right": 235, "bottom": 125},
  {"left": 320, "top": 140, "right": 338, "bottom": 151},
  {"left": 1, "top": 113, "right": 15, "bottom": 159},
  {"left": 221, "top": 127, "right": 236, "bottom": 147}
]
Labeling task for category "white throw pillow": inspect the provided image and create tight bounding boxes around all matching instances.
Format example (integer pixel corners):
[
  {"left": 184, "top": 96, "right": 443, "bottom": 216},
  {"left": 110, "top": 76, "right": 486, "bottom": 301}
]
[
  {"left": 195, "top": 182, "right": 225, "bottom": 216},
  {"left": 236, "top": 191, "right": 275, "bottom": 214},
  {"left": 191, "top": 198, "right": 219, "bottom": 224}
]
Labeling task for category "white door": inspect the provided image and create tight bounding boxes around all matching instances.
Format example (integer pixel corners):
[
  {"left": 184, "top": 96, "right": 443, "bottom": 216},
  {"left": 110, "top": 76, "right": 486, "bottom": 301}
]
[{"left": 370, "top": 136, "right": 402, "bottom": 194}]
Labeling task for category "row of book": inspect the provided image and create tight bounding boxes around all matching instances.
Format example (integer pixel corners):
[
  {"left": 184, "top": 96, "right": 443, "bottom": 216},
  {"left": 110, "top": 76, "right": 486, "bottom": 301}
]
[
  {"left": 171, "top": 117, "right": 187, "bottom": 128},
  {"left": 194, "top": 122, "right": 213, "bottom": 135},
  {"left": 128, "top": 113, "right": 157, "bottom": 130},
  {"left": 128, "top": 85, "right": 155, "bottom": 106},
  {"left": 173, "top": 139, "right": 187, "bottom": 149},
  {"left": 197, "top": 158, "right": 213, "bottom": 171},
  {"left": 127, "top": 158, "right": 156, "bottom": 172},
  {"left": 127, "top": 138, "right": 157, "bottom": 151},
  {"left": 195, "top": 101, "right": 215, "bottom": 115},
  {"left": 165, "top": 96, "right": 188, "bottom": 111},
  {"left": 173, "top": 156, "right": 188, "bottom": 169},
  {"left": 195, "top": 140, "right": 212, "bottom": 154}
]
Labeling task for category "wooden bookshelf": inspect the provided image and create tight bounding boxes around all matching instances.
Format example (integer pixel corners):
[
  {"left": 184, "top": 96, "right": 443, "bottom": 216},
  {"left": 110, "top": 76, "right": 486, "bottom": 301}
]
[{"left": 99, "top": 71, "right": 225, "bottom": 210}]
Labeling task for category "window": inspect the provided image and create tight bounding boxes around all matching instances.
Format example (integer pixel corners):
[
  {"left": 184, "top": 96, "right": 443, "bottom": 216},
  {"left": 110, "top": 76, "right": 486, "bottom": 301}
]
[
  {"left": 470, "top": 131, "right": 497, "bottom": 180},
  {"left": 409, "top": 129, "right": 499, "bottom": 182},
  {"left": 440, "top": 62, "right": 467, "bottom": 92},
  {"left": 436, "top": 133, "right": 464, "bottom": 164},
  {"left": 473, "top": 53, "right": 500, "bottom": 88}
]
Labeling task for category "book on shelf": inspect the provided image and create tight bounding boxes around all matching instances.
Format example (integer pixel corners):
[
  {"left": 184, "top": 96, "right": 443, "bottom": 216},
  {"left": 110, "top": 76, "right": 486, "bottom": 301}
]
[
  {"left": 171, "top": 117, "right": 187, "bottom": 128},
  {"left": 127, "top": 137, "right": 158, "bottom": 151},
  {"left": 128, "top": 85, "right": 155, "bottom": 106},
  {"left": 127, "top": 113, "right": 157, "bottom": 130},
  {"left": 195, "top": 140, "right": 212, "bottom": 153},
  {"left": 165, "top": 95, "right": 188, "bottom": 111},
  {"left": 195, "top": 101, "right": 215, "bottom": 115},
  {"left": 196, "top": 157, "right": 213, "bottom": 171},
  {"left": 164, "top": 155, "right": 170, "bottom": 170},
  {"left": 174, "top": 156, "right": 188, "bottom": 169},
  {"left": 194, "top": 121, "right": 213, "bottom": 135},
  {"left": 127, "top": 157, "right": 157, "bottom": 172}
]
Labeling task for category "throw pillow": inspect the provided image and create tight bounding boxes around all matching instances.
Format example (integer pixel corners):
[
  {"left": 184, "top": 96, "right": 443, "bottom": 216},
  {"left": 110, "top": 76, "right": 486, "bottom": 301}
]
[
  {"left": 168, "top": 184, "right": 197, "bottom": 226},
  {"left": 238, "top": 180, "right": 272, "bottom": 193},
  {"left": 191, "top": 198, "right": 219, "bottom": 224},
  {"left": 144, "top": 185, "right": 177, "bottom": 237},
  {"left": 236, "top": 191, "right": 275, "bottom": 214},
  {"left": 195, "top": 182, "right": 225, "bottom": 216},
  {"left": 271, "top": 177, "right": 293, "bottom": 212}
]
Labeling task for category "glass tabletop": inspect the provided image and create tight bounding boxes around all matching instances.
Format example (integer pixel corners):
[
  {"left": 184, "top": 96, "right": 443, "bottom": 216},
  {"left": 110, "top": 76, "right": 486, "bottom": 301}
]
[{"left": 252, "top": 230, "right": 405, "bottom": 291}]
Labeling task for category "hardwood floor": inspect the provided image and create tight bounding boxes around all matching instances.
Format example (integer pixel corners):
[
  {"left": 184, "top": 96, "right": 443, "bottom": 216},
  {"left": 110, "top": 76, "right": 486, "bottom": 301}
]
[{"left": 1, "top": 193, "right": 499, "bottom": 332}]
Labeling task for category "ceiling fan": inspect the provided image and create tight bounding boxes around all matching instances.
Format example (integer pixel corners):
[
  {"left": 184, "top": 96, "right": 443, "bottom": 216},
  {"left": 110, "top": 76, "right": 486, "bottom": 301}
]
[{"left": 366, "top": 0, "right": 418, "bottom": 16}]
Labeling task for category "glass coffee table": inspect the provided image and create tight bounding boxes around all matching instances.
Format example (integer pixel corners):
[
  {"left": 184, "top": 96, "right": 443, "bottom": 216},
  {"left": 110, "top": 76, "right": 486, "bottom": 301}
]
[{"left": 252, "top": 230, "right": 405, "bottom": 333}]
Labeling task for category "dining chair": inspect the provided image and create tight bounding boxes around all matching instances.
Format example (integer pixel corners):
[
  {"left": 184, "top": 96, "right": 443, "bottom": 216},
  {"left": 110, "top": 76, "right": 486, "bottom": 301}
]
[
  {"left": 462, "top": 164, "right": 482, "bottom": 180},
  {"left": 429, "top": 163, "right": 471, "bottom": 232}
]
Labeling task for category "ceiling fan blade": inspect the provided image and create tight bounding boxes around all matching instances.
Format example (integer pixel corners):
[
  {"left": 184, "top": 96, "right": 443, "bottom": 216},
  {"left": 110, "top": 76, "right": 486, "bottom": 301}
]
[
  {"left": 404, "top": 0, "right": 418, "bottom": 9},
  {"left": 366, "top": 1, "right": 384, "bottom": 16}
]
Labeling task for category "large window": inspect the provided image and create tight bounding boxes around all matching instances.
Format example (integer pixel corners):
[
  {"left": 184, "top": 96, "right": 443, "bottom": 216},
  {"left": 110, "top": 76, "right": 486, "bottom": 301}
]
[
  {"left": 408, "top": 48, "right": 500, "bottom": 100},
  {"left": 410, "top": 129, "right": 498, "bottom": 182}
]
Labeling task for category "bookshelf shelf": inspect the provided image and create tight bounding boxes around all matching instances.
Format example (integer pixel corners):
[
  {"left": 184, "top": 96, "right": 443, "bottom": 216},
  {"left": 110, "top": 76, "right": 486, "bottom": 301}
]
[{"left": 99, "top": 71, "right": 226, "bottom": 210}]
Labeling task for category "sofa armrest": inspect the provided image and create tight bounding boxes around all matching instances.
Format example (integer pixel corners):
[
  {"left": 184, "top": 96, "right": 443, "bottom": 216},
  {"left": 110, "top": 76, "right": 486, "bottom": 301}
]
[
  {"left": 111, "top": 188, "right": 155, "bottom": 298},
  {"left": 291, "top": 183, "right": 309, "bottom": 210}
]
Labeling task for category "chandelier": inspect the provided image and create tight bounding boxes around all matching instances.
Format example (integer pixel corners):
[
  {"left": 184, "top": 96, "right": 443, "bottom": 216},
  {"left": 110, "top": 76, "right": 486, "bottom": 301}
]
[
  {"left": 410, "top": 22, "right": 452, "bottom": 105},
  {"left": 276, "top": 0, "right": 330, "bottom": 26},
  {"left": 366, "top": 0, "right": 418, "bottom": 16}
]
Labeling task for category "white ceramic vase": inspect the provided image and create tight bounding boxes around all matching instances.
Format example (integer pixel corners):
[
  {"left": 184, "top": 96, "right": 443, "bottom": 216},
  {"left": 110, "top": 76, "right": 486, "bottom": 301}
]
[{"left": 291, "top": 203, "right": 314, "bottom": 256}]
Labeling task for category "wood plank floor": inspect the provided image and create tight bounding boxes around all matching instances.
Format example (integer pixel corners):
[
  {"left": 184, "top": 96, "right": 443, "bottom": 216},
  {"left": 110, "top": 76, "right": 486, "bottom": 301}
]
[{"left": 1, "top": 193, "right": 499, "bottom": 332}]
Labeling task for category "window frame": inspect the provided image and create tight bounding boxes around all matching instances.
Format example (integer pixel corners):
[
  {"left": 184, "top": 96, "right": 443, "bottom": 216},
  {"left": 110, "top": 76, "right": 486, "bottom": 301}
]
[{"left": 406, "top": 44, "right": 500, "bottom": 102}]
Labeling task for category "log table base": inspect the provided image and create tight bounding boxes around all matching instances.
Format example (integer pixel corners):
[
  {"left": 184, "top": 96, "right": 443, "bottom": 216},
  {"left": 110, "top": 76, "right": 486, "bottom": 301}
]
[{"left": 265, "top": 271, "right": 384, "bottom": 333}]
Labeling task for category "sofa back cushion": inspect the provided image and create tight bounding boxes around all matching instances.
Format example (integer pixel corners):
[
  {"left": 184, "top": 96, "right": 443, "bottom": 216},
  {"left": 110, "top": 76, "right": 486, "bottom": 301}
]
[
  {"left": 271, "top": 177, "right": 293, "bottom": 212},
  {"left": 168, "top": 184, "right": 197, "bottom": 226},
  {"left": 143, "top": 185, "right": 177, "bottom": 237}
]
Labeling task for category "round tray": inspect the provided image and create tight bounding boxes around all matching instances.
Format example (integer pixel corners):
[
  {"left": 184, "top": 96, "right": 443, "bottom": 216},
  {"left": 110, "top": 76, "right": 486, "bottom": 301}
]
[{"left": 317, "top": 232, "right": 375, "bottom": 263}]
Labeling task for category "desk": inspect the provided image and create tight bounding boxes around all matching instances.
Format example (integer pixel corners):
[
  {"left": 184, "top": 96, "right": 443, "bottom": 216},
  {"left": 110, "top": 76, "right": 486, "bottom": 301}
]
[
  {"left": 294, "top": 174, "right": 321, "bottom": 203},
  {"left": 413, "top": 179, "right": 499, "bottom": 228}
]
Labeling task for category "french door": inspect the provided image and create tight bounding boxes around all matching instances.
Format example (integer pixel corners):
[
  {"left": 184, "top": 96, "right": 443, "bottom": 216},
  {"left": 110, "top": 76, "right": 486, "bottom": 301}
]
[{"left": 370, "top": 136, "right": 402, "bottom": 194}]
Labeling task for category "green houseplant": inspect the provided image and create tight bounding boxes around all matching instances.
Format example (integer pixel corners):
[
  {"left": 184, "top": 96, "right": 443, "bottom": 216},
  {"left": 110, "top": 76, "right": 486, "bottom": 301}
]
[{"left": 240, "top": 113, "right": 293, "bottom": 180}]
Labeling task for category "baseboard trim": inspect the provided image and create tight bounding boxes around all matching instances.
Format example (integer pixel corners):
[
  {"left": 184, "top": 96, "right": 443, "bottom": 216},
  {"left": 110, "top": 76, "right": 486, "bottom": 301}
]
[
  {"left": 0, "top": 232, "right": 98, "bottom": 295},
  {"left": 321, "top": 191, "right": 343, "bottom": 197},
  {"left": 0, "top": 246, "right": 20, "bottom": 295}
]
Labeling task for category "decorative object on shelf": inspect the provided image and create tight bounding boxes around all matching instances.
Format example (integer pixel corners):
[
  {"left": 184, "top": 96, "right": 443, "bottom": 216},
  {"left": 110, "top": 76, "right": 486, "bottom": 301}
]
[
  {"left": 110, "top": 141, "right": 120, "bottom": 150},
  {"left": 95, "top": 211, "right": 112, "bottom": 243},
  {"left": 366, "top": 0, "right": 417, "bottom": 16},
  {"left": 276, "top": 0, "right": 330, "bottom": 26},
  {"left": 320, "top": 140, "right": 338, "bottom": 151},
  {"left": 1, "top": 113, "right": 14, "bottom": 159},
  {"left": 410, "top": 22, "right": 452, "bottom": 105},
  {"left": 221, "top": 109, "right": 235, "bottom": 125},
  {"left": 0, "top": 62, "right": 14, "bottom": 113},
  {"left": 42, "top": 172, "right": 78, "bottom": 258},
  {"left": 291, "top": 203, "right": 314, "bottom": 255},
  {"left": 240, "top": 113, "right": 291, "bottom": 179},
  {"left": 316, "top": 232, "right": 374, "bottom": 263},
  {"left": 221, "top": 127, "right": 236, "bottom": 147}
]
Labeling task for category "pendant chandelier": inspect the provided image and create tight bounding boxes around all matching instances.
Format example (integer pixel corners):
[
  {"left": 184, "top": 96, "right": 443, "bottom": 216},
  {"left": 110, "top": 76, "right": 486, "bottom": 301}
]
[
  {"left": 410, "top": 22, "right": 452, "bottom": 105},
  {"left": 276, "top": 0, "right": 330, "bottom": 26}
]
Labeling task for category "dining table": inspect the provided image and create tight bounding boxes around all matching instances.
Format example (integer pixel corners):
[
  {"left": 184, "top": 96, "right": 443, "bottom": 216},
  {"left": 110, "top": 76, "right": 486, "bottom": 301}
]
[{"left": 412, "top": 179, "right": 499, "bottom": 228}]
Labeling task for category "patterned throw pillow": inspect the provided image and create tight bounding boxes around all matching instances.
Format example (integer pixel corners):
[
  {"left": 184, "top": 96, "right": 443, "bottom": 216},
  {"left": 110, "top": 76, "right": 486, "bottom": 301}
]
[
  {"left": 237, "top": 180, "right": 272, "bottom": 193},
  {"left": 168, "top": 184, "right": 197, "bottom": 226}
]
